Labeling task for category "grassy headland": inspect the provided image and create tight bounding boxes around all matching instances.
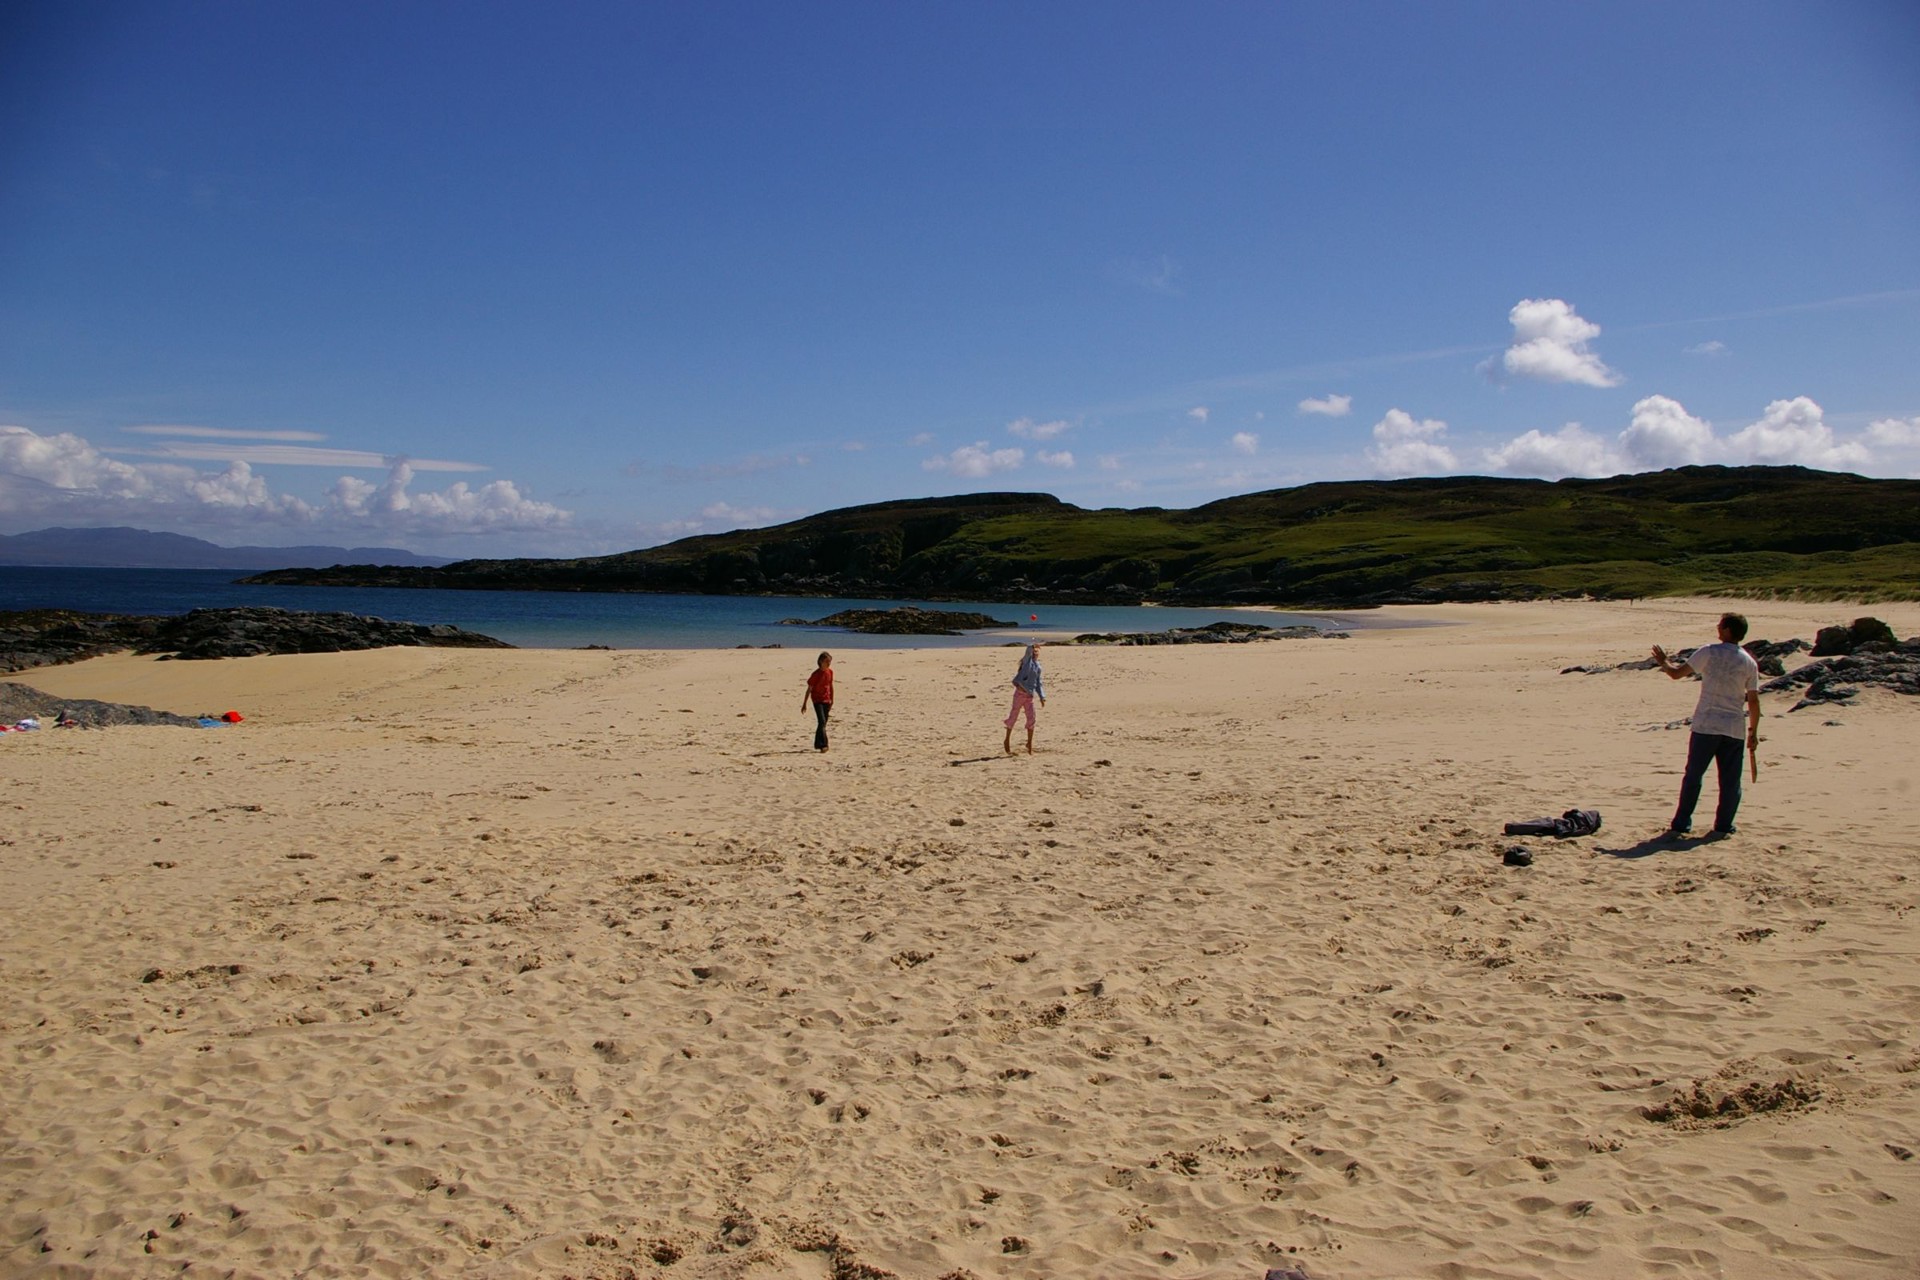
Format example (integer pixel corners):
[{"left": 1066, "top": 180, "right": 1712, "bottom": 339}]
[{"left": 243, "top": 466, "right": 1920, "bottom": 606}]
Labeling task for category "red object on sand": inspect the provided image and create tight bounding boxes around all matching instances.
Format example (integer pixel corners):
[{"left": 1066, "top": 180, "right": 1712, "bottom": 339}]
[{"left": 221, "top": 710, "right": 244, "bottom": 723}]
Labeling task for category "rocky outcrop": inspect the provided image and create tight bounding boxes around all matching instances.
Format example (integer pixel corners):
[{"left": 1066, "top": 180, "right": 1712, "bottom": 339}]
[
  {"left": 1067, "top": 621, "right": 1337, "bottom": 645},
  {"left": 781, "top": 607, "right": 1020, "bottom": 635},
  {"left": 1743, "top": 637, "right": 1810, "bottom": 677},
  {"left": 1765, "top": 637, "right": 1920, "bottom": 708},
  {"left": 1559, "top": 626, "right": 1909, "bottom": 693},
  {"left": 0, "top": 607, "right": 511, "bottom": 673},
  {"left": 1810, "top": 616, "right": 1900, "bottom": 656},
  {"left": 0, "top": 611, "right": 144, "bottom": 672},
  {"left": 0, "top": 683, "right": 205, "bottom": 728},
  {"left": 146, "top": 608, "right": 512, "bottom": 660}
]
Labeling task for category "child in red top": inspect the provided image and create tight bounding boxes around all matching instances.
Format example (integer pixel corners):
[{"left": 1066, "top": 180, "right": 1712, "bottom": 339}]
[{"left": 802, "top": 652, "right": 834, "bottom": 751}]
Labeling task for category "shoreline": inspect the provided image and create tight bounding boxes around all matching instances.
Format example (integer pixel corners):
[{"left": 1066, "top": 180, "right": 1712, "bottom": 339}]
[
  {"left": 3, "top": 597, "right": 1915, "bottom": 1278},
  {"left": 0, "top": 569, "right": 1348, "bottom": 651}
]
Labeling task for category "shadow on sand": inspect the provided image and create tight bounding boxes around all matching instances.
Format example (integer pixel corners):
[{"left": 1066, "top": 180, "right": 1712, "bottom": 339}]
[{"left": 1599, "top": 832, "right": 1719, "bottom": 859}]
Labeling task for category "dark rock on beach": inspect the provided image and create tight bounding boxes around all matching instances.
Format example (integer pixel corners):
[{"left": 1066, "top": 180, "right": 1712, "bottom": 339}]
[
  {"left": 1562, "top": 623, "right": 1920, "bottom": 701},
  {"left": 1745, "top": 637, "right": 1810, "bottom": 662},
  {"left": 1, "top": 610, "right": 142, "bottom": 672},
  {"left": 1068, "top": 621, "right": 1337, "bottom": 645},
  {"left": 1810, "top": 616, "right": 1900, "bottom": 657},
  {"left": 147, "top": 607, "right": 512, "bottom": 660},
  {"left": 1767, "top": 638, "right": 1920, "bottom": 709},
  {"left": 1621, "top": 616, "right": 1919, "bottom": 710},
  {"left": 784, "top": 607, "right": 1020, "bottom": 635},
  {"left": 1737, "top": 637, "right": 1810, "bottom": 678},
  {"left": 0, "top": 682, "right": 205, "bottom": 728},
  {"left": 0, "top": 606, "right": 512, "bottom": 673}
]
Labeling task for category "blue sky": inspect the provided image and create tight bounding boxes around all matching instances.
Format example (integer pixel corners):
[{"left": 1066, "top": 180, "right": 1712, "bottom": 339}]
[{"left": 3, "top": 1, "right": 1917, "bottom": 557}]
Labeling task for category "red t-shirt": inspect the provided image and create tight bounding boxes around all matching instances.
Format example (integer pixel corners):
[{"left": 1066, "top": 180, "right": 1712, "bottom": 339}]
[{"left": 807, "top": 667, "right": 833, "bottom": 705}]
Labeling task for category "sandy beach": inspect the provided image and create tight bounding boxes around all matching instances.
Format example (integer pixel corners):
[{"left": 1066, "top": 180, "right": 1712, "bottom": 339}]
[{"left": 1, "top": 597, "right": 1915, "bottom": 1280}]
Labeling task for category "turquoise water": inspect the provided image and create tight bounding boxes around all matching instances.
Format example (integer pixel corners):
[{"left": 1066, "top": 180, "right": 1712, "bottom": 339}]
[{"left": 0, "top": 567, "right": 1363, "bottom": 650}]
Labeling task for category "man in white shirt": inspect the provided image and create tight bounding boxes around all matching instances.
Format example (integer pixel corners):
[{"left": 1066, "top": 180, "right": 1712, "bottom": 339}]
[{"left": 1651, "top": 612, "right": 1763, "bottom": 838}]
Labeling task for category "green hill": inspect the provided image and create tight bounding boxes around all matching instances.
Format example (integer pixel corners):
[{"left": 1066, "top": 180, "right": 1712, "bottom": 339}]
[{"left": 243, "top": 467, "right": 1920, "bottom": 606}]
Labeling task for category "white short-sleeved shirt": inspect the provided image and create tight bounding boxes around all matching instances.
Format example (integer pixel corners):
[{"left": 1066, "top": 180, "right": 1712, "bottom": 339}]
[{"left": 1688, "top": 641, "right": 1760, "bottom": 738}]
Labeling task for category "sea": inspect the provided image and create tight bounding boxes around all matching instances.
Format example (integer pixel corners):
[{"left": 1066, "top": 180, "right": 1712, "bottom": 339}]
[{"left": 0, "top": 566, "right": 1366, "bottom": 650}]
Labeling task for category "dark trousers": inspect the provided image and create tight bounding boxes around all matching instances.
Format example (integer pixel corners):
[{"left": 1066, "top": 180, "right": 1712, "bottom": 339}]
[
  {"left": 1673, "top": 732, "right": 1744, "bottom": 832},
  {"left": 813, "top": 701, "right": 831, "bottom": 750}
]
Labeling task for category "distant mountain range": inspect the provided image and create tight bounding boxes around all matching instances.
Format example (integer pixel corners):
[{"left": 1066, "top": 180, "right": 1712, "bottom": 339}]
[
  {"left": 242, "top": 466, "right": 1920, "bottom": 605},
  {"left": 0, "top": 526, "right": 454, "bottom": 570}
]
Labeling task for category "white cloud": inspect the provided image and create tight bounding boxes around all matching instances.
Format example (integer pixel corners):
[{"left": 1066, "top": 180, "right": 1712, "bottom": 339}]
[
  {"left": 1619, "top": 395, "right": 1716, "bottom": 468},
  {"left": 326, "top": 461, "right": 569, "bottom": 532},
  {"left": 638, "top": 516, "right": 706, "bottom": 542},
  {"left": 1365, "top": 409, "right": 1457, "bottom": 476},
  {"left": 922, "top": 441, "right": 1025, "bottom": 478},
  {"left": 1187, "top": 406, "right": 1210, "bottom": 424},
  {"left": 0, "top": 424, "right": 568, "bottom": 540},
  {"left": 699, "top": 501, "right": 781, "bottom": 527},
  {"left": 1479, "top": 394, "right": 1884, "bottom": 481},
  {"left": 113, "top": 422, "right": 485, "bottom": 470},
  {"left": 1684, "top": 340, "right": 1728, "bottom": 356},
  {"left": 124, "top": 442, "right": 488, "bottom": 470},
  {"left": 1097, "top": 455, "right": 1122, "bottom": 471},
  {"left": 1866, "top": 416, "right": 1920, "bottom": 448},
  {"left": 1724, "top": 397, "right": 1869, "bottom": 469},
  {"left": 188, "top": 460, "right": 312, "bottom": 512},
  {"left": 1492, "top": 298, "right": 1623, "bottom": 387},
  {"left": 125, "top": 424, "right": 327, "bottom": 441},
  {"left": 1007, "top": 417, "right": 1071, "bottom": 441},
  {"left": 1297, "top": 394, "right": 1352, "bottom": 418},
  {"left": 1037, "top": 450, "right": 1075, "bottom": 469},
  {"left": 908, "top": 431, "right": 934, "bottom": 446},
  {"left": 633, "top": 502, "right": 800, "bottom": 544},
  {"left": 1483, "top": 424, "right": 1615, "bottom": 478},
  {"left": 1, "top": 424, "right": 163, "bottom": 498},
  {"left": 1230, "top": 431, "right": 1259, "bottom": 456}
]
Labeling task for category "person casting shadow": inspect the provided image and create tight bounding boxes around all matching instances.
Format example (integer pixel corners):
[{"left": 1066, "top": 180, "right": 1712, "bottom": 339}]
[
  {"left": 802, "top": 651, "right": 833, "bottom": 752},
  {"left": 1002, "top": 643, "right": 1045, "bottom": 755},
  {"left": 1651, "top": 612, "right": 1761, "bottom": 838}
]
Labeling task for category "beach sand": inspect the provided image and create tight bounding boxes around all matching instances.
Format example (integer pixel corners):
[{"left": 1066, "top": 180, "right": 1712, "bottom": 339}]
[{"left": 2, "top": 597, "right": 1915, "bottom": 1279}]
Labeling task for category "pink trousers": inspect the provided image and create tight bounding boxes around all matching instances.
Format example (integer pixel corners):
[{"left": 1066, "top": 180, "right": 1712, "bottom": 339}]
[{"left": 1003, "top": 689, "right": 1036, "bottom": 729}]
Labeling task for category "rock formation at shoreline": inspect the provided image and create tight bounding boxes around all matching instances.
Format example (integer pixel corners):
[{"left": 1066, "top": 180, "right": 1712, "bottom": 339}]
[
  {"left": 0, "top": 607, "right": 512, "bottom": 674},
  {"left": 780, "top": 606, "right": 1020, "bottom": 635},
  {"left": 1067, "top": 621, "right": 1339, "bottom": 645},
  {"left": 0, "top": 683, "right": 207, "bottom": 729}
]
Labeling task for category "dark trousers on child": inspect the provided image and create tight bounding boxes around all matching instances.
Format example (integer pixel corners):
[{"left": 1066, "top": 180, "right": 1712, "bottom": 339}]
[
  {"left": 1672, "top": 731, "right": 1743, "bottom": 833},
  {"left": 813, "top": 702, "right": 831, "bottom": 750}
]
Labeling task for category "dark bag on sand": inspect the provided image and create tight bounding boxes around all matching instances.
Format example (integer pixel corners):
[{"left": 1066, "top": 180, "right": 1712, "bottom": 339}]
[{"left": 1504, "top": 808, "right": 1602, "bottom": 838}]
